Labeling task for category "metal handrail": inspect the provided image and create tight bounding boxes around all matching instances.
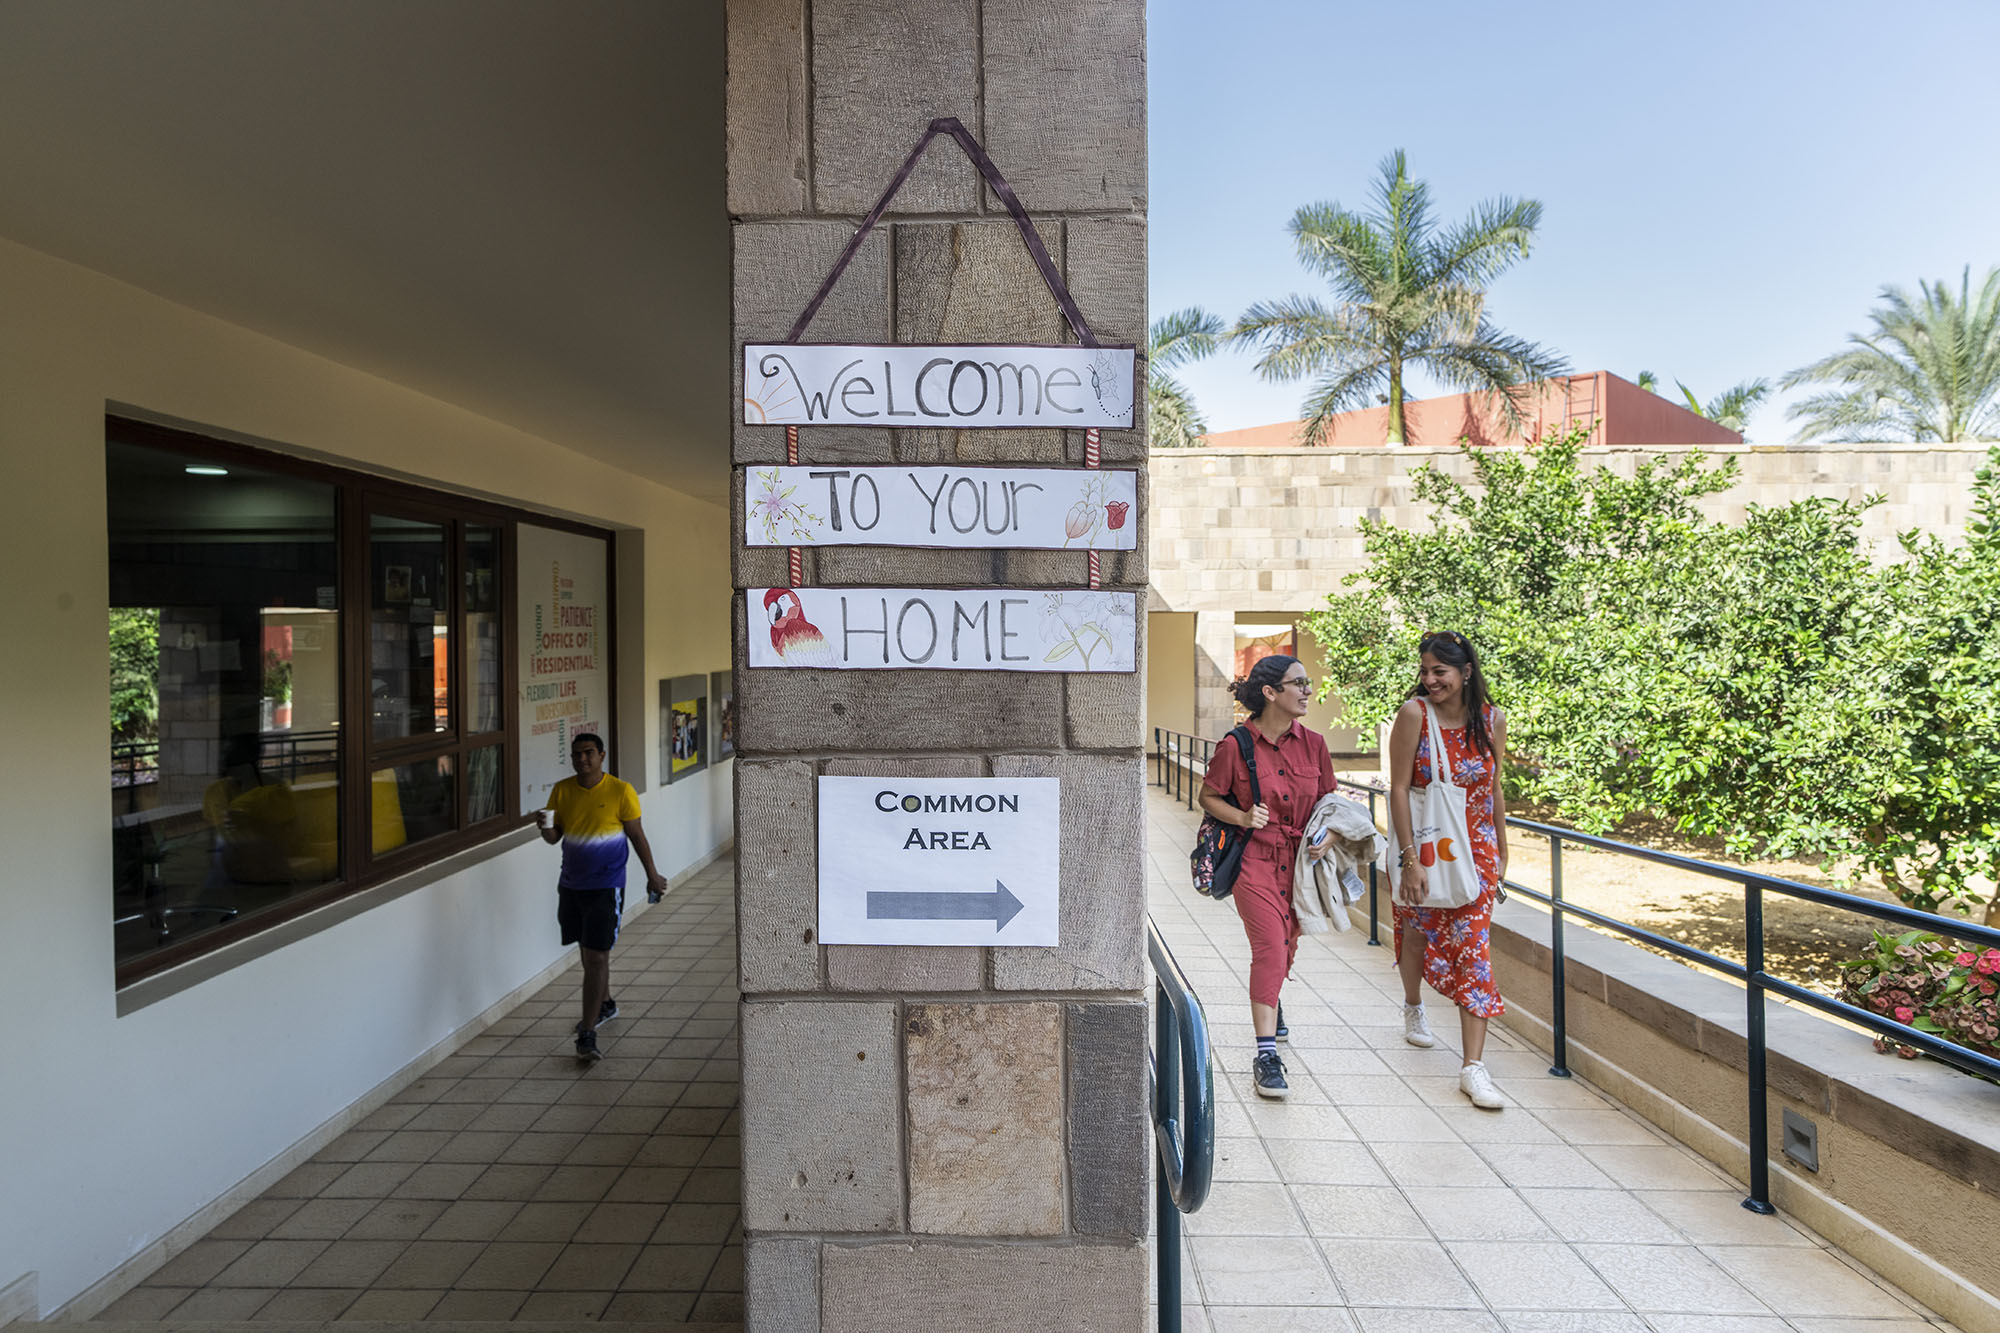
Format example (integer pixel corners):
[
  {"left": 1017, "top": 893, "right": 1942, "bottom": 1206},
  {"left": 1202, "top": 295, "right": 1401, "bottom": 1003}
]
[
  {"left": 1147, "top": 917, "right": 1213, "bottom": 1333},
  {"left": 1148, "top": 724, "right": 2000, "bottom": 1217}
]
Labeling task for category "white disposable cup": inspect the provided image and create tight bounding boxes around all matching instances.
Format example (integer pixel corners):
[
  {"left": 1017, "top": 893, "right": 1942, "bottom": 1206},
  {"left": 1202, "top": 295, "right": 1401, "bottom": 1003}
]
[{"left": 536, "top": 808, "right": 555, "bottom": 829}]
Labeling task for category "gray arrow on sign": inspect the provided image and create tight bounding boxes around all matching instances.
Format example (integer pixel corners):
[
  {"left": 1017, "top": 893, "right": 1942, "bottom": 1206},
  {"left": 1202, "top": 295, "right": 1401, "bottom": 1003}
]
[{"left": 866, "top": 880, "right": 1025, "bottom": 931}]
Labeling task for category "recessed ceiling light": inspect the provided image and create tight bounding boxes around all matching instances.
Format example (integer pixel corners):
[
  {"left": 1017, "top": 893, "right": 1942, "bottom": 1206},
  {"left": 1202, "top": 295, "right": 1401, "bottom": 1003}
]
[{"left": 184, "top": 465, "right": 229, "bottom": 476}]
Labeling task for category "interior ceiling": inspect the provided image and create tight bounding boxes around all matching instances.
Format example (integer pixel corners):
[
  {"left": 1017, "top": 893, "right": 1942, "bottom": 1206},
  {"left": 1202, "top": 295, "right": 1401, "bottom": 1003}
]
[{"left": 0, "top": 1, "right": 729, "bottom": 500}]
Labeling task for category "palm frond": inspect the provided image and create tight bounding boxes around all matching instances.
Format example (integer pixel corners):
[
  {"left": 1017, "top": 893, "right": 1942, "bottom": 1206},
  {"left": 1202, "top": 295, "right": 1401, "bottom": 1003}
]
[
  {"left": 1149, "top": 307, "right": 1226, "bottom": 372},
  {"left": 1147, "top": 369, "right": 1210, "bottom": 448},
  {"left": 1297, "top": 362, "right": 1391, "bottom": 445}
]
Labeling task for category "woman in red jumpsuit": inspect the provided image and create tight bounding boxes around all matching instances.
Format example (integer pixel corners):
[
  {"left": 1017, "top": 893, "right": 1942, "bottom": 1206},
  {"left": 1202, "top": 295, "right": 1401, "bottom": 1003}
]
[{"left": 1199, "top": 653, "right": 1336, "bottom": 1099}]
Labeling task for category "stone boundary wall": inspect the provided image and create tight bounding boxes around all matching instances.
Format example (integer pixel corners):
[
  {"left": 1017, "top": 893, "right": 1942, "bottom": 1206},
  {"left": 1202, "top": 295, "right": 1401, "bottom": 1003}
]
[
  {"left": 1488, "top": 900, "right": 2000, "bottom": 1333},
  {"left": 728, "top": 1, "right": 1150, "bottom": 1329}
]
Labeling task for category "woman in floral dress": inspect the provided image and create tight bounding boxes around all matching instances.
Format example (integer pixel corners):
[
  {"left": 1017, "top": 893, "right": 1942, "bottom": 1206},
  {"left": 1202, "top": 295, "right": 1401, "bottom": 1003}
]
[{"left": 1386, "top": 630, "right": 1510, "bottom": 1109}]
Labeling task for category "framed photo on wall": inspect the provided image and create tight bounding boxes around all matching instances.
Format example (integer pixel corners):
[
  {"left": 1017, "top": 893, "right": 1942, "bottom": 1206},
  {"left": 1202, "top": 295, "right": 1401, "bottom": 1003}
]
[
  {"left": 711, "top": 669, "right": 734, "bottom": 760},
  {"left": 662, "top": 674, "right": 707, "bottom": 783}
]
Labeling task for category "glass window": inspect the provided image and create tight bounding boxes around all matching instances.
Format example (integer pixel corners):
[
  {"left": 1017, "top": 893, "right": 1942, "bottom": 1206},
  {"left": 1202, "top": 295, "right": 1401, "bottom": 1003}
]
[
  {"left": 465, "top": 524, "right": 502, "bottom": 734},
  {"left": 370, "top": 514, "right": 450, "bottom": 739},
  {"left": 107, "top": 439, "right": 340, "bottom": 970}
]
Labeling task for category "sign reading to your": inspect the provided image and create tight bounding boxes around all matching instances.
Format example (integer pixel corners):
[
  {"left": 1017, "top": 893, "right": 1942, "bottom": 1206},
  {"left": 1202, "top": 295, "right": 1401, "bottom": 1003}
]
[{"left": 744, "top": 465, "right": 1137, "bottom": 551}]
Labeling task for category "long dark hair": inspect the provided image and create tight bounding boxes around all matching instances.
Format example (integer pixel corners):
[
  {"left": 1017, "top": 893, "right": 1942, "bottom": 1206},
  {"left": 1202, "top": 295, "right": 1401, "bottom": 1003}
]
[
  {"left": 1411, "top": 631, "right": 1494, "bottom": 756},
  {"left": 1231, "top": 653, "right": 1299, "bottom": 722}
]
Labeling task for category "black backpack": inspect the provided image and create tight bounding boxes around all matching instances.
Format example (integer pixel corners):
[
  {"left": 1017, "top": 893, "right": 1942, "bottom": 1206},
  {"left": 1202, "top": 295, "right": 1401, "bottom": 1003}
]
[{"left": 1188, "top": 726, "right": 1261, "bottom": 901}]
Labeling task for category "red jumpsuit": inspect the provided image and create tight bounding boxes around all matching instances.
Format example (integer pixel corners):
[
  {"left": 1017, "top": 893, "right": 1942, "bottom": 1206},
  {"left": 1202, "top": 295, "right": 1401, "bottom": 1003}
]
[{"left": 1202, "top": 721, "right": 1337, "bottom": 1007}]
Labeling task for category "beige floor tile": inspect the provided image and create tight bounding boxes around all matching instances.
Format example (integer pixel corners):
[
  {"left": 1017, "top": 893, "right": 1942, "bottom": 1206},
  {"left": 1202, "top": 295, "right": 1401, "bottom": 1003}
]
[
  {"left": 1373, "top": 1141, "right": 1507, "bottom": 1190},
  {"left": 667, "top": 1166, "right": 737, "bottom": 1203},
  {"left": 1578, "top": 1144, "right": 1735, "bottom": 1192},
  {"left": 429, "top": 1130, "right": 522, "bottom": 1163},
  {"left": 1474, "top": 1142, "right": 1619, "bottom": 1190},
  {"left": 150, "top": 1239, "right": 251, "bottom": 1286},
  {"left": 1633, "top": 1190, "right": 1814, "bottom": 1246},
  {"left": 539, "top": 1241, "right": 642, "bottom": 1290},
  {"left": 1641, "top": 1316, "right": 1791, "bottom": 1332},
  {"left": 364, "top": 1129, "right": 454, "bottom": 1162},
  {"left": 425, "top": 1288, "right": 529, "bottom": 1320},
  {"left": 97, "top": 1286, "right": 192, "bottom": 1318},
  {"left": 419, "top": 1198, "right": 524, "bottom": 1242},
  {"left": 1325, "top": 1075, "right": 1427, "bottom": 1106},
  {"left": 649, "top": 1203, "right": 740, "bottom": 1246},
  {"left": 1320, "top": 1237, "right": 1481, "bottom": 1308},
  {"left": 514, "top": 1289, "right": 612, "bottom": 1320},
  {"left": 206, "top": 1197, "right": 306, "bottom": 1240},
  {"left": 1447, "top": 1241, "right": 1623, "bottom": 1311},
  {"left": 252, "top": 1286, "right": 361, "bottom": 1319},
  {"left": 1263, "top": 1139, "right": 1393, "bottom": 1187},
  {"left": 320, "top": 1159, "right": 419, "bottom": 1198},
  {"left": 495, "top": 1199, "right": 595, "bottom": 1243},
  {"left": 1532, "top": 1107, "right": 1665, "bottom": 1146},
  {"left": 1247, "top": 1103, "right": 1359, "bottom": 1141},
  {"left": 317, "top": 1128, "right": 391, "bottom": 1162},
  {"left": 569, "top": 1201, "right": 670, "bottom": 1244},
  {"left": 391, "top": 1160, "right": 488, "bottom": 1199},
  {"left": 1783, "top": 1319, "right": 1942, "bottom": 1333},
  {"left": 209, "top": 1238, "right": 330, "bottom": 1287},
  {"left": 601, "top": 1290, "right": 698, "bottom": 1320},
  {"left": 402, "top": 1102, "right": 484, "bottom": 1132},
  {"left": 355, "top": 1102, "right": 424, "bottom": 1133},
  {"left": 1404, "top": 1186, "right": 1556, "bottom": 1242},
  {"left": 264, "top": 1196, "right": 377, "bottom": 1240},
  {"left": 452, "top": 1240, "right": 564, "bottom": 1289},
  {"left": 1516, "top": 1188, "right": 1681, "bottom": 1244},
  {"left": 334, "top": 1287, "right": 443, "bottom": 1319},
  {"left": 288, "top": 1238, "right": 408, "bottom": 1287},
  {"left": 1697, "top": 1245, "right": 1916, "bottom": 1319},
  {"left": 465, "top": 1103, "right": 547, "bottom": 1134},
  {"left": 1572, "top": 1243, "right": 1767, "bottom": 1315},
  {"left": 1208, "top": 1305, "right": 1360, "bottom": 1331},
  {"left": 593, "top": 1105, "right": 669, "bottom": 1136},
  {"left": 1343, "top": 1103, "right": 1460, "bottom": 1143},
  {"left": 165, "top": 1285, "right": 278, "bottom": 1319},
  {"left": 343, "top": 1197, "right": 450, "bottom": 1240},
  {"left": 530, "top": 1163, "right": 625, "bottom": 1202},
  {"left": 1353, "top": 1310, "right": 1502, "bottom": 1332},
  {"left": 1290, "top": 1047, "right": 1395, "bottom": 1079},
  {"left": 1211, "top": 1137, "right": 1283, "bottom": 1183},
  {"left": 1183, "top": 1181, "right": 1308, "bottom": 1236},
  {"left": 459, "top": 1163, "right": 554, "bottom": 1202},
  {"left": 1292, "top": 1185, "right": 1428, "bottom": 1241},
  {"left": 1498, "top": 1313, "right": 1648, "bottom": 1332},
  {"left": 689, "top": 1289, "right": 747, "bottom": 1322},
  {"left": 1434, "top": 1105, "right": 1562, "bottom": 1145},
  {"left": 622, "top": 1243, "right": 723, "bottom": 1292},
  {"left": 371, "top": 1239, "right": 486, "bottom": 1289},
  {"left": 1189, "top": 1234, "right": 1339, "bottom": 1306}
]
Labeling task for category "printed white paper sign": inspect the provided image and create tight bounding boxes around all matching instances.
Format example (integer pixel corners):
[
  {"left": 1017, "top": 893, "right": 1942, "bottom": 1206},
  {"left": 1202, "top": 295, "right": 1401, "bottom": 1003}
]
[
  {"left": 750, "top": 587, "right": 1136, "bottom": 672},
  {"left": 818, "top": 777, "right": 1060, "bottom": 946},
  {"left": 744, "top": 343, "right": 1135, "bottom": 428},
  {"left": 744, "top": 465, "right": 1138, "bottom": 550}
]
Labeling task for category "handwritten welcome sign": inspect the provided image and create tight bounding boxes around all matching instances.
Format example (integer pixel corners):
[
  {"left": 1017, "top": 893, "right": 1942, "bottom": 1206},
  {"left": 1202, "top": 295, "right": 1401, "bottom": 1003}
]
[
  {"left": 749, "top": 587, "right": 1136, "bottom": 672},
  {"left": 744, "top": 343, "right": 1135, "bottom": 429},
  {"left": 744, "top": 465, "right": 1137, "bottom": 550}
]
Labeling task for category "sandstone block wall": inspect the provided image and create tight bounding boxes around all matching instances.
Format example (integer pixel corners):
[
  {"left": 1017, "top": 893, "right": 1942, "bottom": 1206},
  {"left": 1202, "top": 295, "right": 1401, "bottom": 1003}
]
[{"left": 727, "top": 2, "right": 1150, "bottom": 1327}]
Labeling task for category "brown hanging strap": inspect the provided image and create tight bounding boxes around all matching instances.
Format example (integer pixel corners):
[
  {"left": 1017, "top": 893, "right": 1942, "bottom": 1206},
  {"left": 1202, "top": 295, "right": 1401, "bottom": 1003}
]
[{"left": 785, "top": 117, "right": 1099, "bottom": 348}]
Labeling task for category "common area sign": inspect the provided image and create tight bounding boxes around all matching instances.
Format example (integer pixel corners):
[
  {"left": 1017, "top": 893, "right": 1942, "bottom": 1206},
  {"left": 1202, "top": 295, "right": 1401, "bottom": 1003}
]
[
  {"left": 743, "top": 465, "right": 1138, "bottom": 550},
  {"left": 816, "top": 776, "right": 1060, "bottom": 946},
  {"left": 743, "top": 343, "right": 1135, "bottom": 429},
  {"left": 749, "top": 587, "right": 1136, "bottom": 672}
]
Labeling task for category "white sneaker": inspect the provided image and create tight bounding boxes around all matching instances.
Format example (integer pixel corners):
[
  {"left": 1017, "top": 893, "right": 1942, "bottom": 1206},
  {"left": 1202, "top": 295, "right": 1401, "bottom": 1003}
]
[
  {"left": 1402, "top": 1003, "right": 1436, "bottom": 1048},
  {"left": 1460, "top": 1060, "right": 1506, "bottom": 1110}
]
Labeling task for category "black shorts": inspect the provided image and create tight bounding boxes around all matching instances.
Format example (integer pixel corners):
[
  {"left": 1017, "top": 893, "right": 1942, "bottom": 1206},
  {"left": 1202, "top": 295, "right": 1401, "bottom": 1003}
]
[{"left": 557, "top": 886, "right": 623, "bottom": 951}]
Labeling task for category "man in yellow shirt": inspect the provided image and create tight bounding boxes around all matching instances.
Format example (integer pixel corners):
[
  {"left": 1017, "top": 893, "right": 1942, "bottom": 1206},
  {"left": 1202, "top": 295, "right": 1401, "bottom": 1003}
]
[{"left": 539, "top": 733, "right": 670, "bottom": 1062}]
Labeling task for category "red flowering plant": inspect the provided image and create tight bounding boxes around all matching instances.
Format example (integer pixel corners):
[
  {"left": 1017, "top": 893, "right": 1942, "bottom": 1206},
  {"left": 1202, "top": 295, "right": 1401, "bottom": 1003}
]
[{"left": 1838, "top": 929, "right": 2000, "bottom": 1063}]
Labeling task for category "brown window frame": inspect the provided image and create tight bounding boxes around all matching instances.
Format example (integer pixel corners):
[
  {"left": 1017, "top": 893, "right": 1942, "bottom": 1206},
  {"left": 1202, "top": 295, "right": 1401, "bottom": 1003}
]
[{"left": 109, "top": 416, "right": 617, "bottom": 988}]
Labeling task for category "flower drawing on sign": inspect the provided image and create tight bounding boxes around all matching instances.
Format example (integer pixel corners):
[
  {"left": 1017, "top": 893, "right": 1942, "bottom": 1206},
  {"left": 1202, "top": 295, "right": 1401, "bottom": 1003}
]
[
  {"left": 751, "top": 469, "right": 824, "bottom": 544},
  {"left": 1105, "top": 500, "right": 1130, "bottom": 530},
  {"left": 1062, "top": 472, "right": 1115, "bottom": 549},
  {"left": 763, "top": 588, "right": 835, "bottom": 665},
  {"left": 1040, "top": 591, "right": 1123, "bottom": 670},
  {"left": 1089, "top": 350, "right": 1124, "bottom": 418}
]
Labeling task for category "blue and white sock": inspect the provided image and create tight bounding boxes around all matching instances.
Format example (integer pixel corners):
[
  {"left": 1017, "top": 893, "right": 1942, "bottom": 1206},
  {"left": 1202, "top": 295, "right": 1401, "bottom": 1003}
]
[{"left": 1256, "top": 1036, "right": 1278, "bottom": 1059}]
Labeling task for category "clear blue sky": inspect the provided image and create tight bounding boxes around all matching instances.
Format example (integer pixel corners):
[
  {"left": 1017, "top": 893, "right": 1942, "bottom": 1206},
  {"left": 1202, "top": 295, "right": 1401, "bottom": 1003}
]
[{"left": 1149, "top": 0, "right": 2000, "bottom": 443}]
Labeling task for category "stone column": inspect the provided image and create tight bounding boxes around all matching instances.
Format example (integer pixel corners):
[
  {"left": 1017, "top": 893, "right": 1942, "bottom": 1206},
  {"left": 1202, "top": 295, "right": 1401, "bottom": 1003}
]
[
  {"left": 726, "top": 2, "right": 1149, "bottom": 1330},
  {"left": 1193, "top": 609, "right": 1237, "bottom": 741}
]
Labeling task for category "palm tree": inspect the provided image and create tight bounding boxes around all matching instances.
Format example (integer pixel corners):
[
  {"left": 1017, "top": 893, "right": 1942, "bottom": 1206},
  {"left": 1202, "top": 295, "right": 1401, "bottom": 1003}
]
[
  {"left": 1148, "top": 307, "right": 1225, "bottom": 448},
  {"left": 1782, "top": 266, "right": 2000, "bottom": 442},
  {"left": 1229, "top": 150, "right": 1568, "bottom": 446},
  {"left": 1676, "top": 379, "right": 1770, "bottom": 434}
]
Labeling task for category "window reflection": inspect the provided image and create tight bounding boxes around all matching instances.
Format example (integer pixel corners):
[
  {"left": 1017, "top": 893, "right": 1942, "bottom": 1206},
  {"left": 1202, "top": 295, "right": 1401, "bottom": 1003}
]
[{"left": 370, "top": 514, "right": 450, "bottom": 739}]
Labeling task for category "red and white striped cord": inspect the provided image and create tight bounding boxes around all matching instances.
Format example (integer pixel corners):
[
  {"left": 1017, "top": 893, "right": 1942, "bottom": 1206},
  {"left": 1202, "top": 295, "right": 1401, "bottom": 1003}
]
[
  {"left": 1085, "top": 427, "right": 1102, "bottom": 589},
  {"left": 786, "top": 425, "right": 803, "bottom": 586}
]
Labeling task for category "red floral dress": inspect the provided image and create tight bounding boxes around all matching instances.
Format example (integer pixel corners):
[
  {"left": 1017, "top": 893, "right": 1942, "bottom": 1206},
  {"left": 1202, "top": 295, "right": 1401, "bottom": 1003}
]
[{"left": 1393, "top": 703, "right": 1505, "bottom": 1018}]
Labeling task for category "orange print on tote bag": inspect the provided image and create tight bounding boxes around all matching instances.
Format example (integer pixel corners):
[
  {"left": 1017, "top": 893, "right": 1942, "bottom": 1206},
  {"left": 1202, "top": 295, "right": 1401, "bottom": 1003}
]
[{"left": 1387, "top": 700, "right": 1481, "bottom": 909}]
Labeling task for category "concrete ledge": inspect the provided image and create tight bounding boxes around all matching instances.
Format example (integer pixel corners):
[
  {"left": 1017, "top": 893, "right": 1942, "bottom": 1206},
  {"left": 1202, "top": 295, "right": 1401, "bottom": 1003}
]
[{"left": 1489, "top": 897, "right": 2000, "bottom": 1332}]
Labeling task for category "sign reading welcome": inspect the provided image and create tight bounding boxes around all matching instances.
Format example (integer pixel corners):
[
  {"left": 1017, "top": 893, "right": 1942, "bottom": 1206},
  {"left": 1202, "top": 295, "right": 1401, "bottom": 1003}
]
[
  {"left": 744, "top": 343, "right": 1135, "bottom": 429},
  {"left": 744, "top": 465, "right": 1138, "bottom": 550},
  {"left": 749, "top": 587, "right": 1136, "bottom": 672}
]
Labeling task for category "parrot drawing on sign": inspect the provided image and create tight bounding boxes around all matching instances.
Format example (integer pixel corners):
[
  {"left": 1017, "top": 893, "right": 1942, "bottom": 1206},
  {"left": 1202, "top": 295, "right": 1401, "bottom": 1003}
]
[{"left": 764, "top": 588, "right": 835, "bottom": 665}]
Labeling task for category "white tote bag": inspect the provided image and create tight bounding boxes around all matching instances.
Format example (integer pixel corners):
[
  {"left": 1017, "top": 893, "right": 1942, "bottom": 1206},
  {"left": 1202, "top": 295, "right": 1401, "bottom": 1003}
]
[{"left": 1385, "top": 701, "right": 1482, "bottom": 909}]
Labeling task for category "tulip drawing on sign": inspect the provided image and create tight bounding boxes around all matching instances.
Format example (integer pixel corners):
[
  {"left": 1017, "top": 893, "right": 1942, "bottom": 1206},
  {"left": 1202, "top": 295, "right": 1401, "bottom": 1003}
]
[
  {"left": 1062, "top": 472, "right": 1119, "bottom": 549},
  {"left": 1105, "top": 500, "right": 1130, "bottom": 530},
  {"left": 764, "top": 588, "right": 835, "bottom": 665}
]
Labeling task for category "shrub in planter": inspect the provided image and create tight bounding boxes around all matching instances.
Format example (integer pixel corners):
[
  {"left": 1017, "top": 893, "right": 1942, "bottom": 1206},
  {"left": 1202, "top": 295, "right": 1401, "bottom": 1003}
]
[{"left": 1839, "top": 930, "right": 2000, "bottom": 1061}]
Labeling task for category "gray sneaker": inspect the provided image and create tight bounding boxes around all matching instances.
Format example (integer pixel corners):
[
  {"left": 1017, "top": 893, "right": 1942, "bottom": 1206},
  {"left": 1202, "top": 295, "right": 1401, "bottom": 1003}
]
[{"left": 1253, "top": 1051, "right": 1290, "bottom": 1100}]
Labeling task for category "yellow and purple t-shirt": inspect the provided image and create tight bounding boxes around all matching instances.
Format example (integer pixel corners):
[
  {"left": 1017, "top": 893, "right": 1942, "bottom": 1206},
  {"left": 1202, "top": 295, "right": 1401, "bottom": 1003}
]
[{"left": 545, "top": 774, "right": 641, "bottom": 890}]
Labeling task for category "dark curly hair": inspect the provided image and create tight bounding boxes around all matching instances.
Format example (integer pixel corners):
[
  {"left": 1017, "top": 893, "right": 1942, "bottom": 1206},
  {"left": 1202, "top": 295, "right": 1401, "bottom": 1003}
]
[
  {"left": 1410, "top": 631, "right": 1493, "bottom": 757},
  {"left": 1231, "top": 653, "right": 1300, "bottom": 721}
]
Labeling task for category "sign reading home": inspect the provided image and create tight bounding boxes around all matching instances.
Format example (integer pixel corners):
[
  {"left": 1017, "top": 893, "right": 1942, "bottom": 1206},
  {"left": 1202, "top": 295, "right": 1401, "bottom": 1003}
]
[
  {"left": 750, "top": 587, "right": 1136, "bottom": 672},
  {"left": 743, "top": 343, "right": 1135, "bottom": 429},
  {"left": 817, "top": 777, "right": 1060, "bottom": 946},
  {"left": 744, "top": 465, "right": 1138, "bottom": 550}
]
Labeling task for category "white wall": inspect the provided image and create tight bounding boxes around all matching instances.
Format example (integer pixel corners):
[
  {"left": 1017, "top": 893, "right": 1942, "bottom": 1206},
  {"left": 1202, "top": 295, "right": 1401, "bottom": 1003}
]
[{"left": 0, "top": 235, "right": 732, "bottom": 1315}]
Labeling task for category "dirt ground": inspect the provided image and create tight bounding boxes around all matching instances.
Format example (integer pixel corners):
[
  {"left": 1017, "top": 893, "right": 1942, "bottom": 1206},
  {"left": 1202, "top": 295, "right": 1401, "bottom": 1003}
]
[{"left": 1333, "top": 771, "right": 1905, "bottom": 1000}]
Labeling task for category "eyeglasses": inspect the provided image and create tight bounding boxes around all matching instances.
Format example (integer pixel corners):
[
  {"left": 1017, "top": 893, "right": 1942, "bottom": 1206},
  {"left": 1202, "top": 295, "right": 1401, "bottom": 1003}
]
[{"left": 1280, "top": 676, "right": 1312, "bottom": 692}]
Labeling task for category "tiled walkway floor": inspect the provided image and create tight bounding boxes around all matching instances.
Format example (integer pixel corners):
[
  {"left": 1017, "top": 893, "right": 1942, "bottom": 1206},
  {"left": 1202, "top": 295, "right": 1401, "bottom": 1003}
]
[
  {"left": 1146, "top": 785, "right": 1961, "bottom": 1333},
  {"left": 98, "top": 858, "right": 743, "bottom": 1328}
]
